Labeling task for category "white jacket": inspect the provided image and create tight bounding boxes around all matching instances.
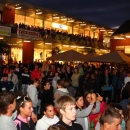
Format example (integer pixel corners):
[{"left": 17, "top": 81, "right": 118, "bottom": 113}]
[
  {"left": 36, "top": 115, "right": 59, "bottom": 130},
  {"left": 27, "top": 85, "right": 38, "bottom": 107}
]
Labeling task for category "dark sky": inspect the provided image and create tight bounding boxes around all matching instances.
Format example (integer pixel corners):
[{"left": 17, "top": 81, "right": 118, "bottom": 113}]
[{"left": 23, "top": 0, "right": 130, "bottom": 28}]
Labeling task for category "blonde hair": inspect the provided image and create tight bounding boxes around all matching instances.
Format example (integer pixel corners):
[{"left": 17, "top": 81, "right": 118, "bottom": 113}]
[{"left": 56, "top": 95, "right": 75, "bottom": 118}]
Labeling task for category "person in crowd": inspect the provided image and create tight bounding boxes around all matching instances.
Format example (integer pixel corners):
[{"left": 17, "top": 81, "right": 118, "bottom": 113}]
[
  {"left": 64, "top": 79, "right": 76, "bottom": 97},
  {"left": 124, "top": 102, "right": 130, "bottom": 130},
  {"left": 65, "top": 66, "right": 72, "bottom": 81},
  {"left": 31, "top": 64, "right": 41, "bottom": 80},
  {"left": 36, "top": 103, "right": 59, "bottom": 130},
  {"left": 27, "top": 78, "right": 39, "bottom": 115},
  {"left": 41, "top": 80, "right": 54, "bottom": 113},
  {"left": 99, "top": 108, "right": 121, "bottom": 130},
  {"left": 84, "top": 91, "right": 107, "bottom": 129},
  {"left": 54, "top": 79, "right": 69, "bottom": 103},
  {"left": 56, "top": 95, "right": 83, "bottom": 130},
  {"left": 3, "top": 64, "right": 10, "bottom": 74},
  {"left": 52, "top": 71, "right": 60, "bottom": 93},
  {"left": 39, "top": 71, "right": 47, "bottom": 86},
  {"left": 84, "top": 73, "right": 98, "bottom": 93},
  {"left": 0, "top": 73, "right": 14, "bottom": 91},
  {"left": 56, "top": 67, "right": 62, "bottom": 78},
  {"left": 74, "top": 93, "right": 100, "bottom": 130},
  {"left": 112, "top": 69, "right": 124, "bottom": 102},
  {"left": 47, "top": 124, "right": 66, "bottom": 130},
  {"left": 8, "top": 67, "right": 19, "bottom": 92},
  {"left": 21, "top": 67, "right": 30, "bottom": 95},
  {"left": 0, "top": 90, "right": 17, "bottom": 130},
  {"left": 14, "top": 96, "right": 35, "bottom": 130},
  {"left": 49, "top": 64, "right": 55, "bottom": 75},
  {"left": 71, "top": 68, "right": 80, "bottom": 92},
  {"left": 121, "top": 82, "right": 130, "bottom": 100},
  {"left": 101, "top": 68, "right": 112, "bottom": 103},
  {"left": 124, "top": 70, "right": 130, "bottom": 85}
]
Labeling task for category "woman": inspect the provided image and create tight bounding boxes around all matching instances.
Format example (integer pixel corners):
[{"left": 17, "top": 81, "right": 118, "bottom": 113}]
[
  {"left": 71, "top": 68, "right": 80, "bottom": 92},
  {"left": 14, "top": 96, "right": 35, "bottom": 130},
  {"left": 84, "top": 91, "right": 107, "bottom": 129},
  {"left": 74, "top": 93, "right": 100, "bottom": 130},
  {"left": 41, "top": 80, "right": 54, "bottom": 113},
  {"left": 27, "top": 78, "right": 39, "bottom": 115},
  {"left": 36, "top": 103, "right": 59, "bottom": 130}
]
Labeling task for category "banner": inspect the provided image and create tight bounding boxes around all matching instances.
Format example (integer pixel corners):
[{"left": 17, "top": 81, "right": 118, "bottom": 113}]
[
  {"left": 0, "top": 26, "right": 11, "bottom": 36},
  {"left": 17, "top": 28, "right": 40, "bottom": 40}
]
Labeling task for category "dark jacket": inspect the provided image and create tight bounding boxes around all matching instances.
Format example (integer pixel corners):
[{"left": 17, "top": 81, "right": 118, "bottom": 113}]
[{"left": 0, "top": 80, "right": 14, "bottom": 91}]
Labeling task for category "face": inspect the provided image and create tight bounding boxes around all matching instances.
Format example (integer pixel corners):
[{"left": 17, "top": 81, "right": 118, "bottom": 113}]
[
  {"left": 3, "top": 77, "right": 8, "bottom": 81},
  {"left": 20, "top": 102, "right": 33, "bottom": 117},
  {"left": 35, "top": 65, "right": 38, "bottom": 70},
  {"left": 61, "top": 103, "right": 76, "bottom": 121},
  {"left": 106, "top": 118, "right": 121, "bottom": 130},
  {"left": 86, "top": 93, "right": 92, "bottom": 103},
  {"left": 10, "top": 99, "right": 16, "bottom": 112},
  {"left": 41, "top": 72, "right": 45, "bottom": 77},
  {"left": 44, "top": 105, "right": 55, "bottom": 118},
  {"left": 76, "top": 96, "right": 84, "bottom": 108},
  {"left": 74, "top": 69, "right": 78, "bottom": 73},
  {"left": 44, "top": 82, "right": 51, "bottom": 90}
]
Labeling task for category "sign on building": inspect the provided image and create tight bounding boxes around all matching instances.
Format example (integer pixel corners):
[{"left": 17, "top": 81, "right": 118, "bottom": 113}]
[{"left": 0, "top": 25, "right": 11, "bottom": 36}]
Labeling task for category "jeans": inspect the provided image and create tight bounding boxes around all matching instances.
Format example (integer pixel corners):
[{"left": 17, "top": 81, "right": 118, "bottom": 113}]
[{"left": 22, "top": 84, "right": 28, "bottom": 95}]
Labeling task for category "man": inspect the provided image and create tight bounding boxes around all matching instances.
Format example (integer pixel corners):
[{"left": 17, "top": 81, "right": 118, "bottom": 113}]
[
  {"left": 99, "top": 108, "right": 121, "bottom": 130},
  {"left": 8, "top": 67, "right": 19, "bottom": 92},
  {"left": 0, "top": 90, "right": 17, "bottom": 130},
  {"left": 0, "top": 73, "right": 14, "bottom": 91},
  {"left": 56, "top": 95, "right": 83, "bottom": 130}
]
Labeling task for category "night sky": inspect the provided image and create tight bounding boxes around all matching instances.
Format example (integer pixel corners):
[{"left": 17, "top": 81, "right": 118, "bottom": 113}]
[{"left": 23, "top": 0, "right": 130, "bottom": 29}]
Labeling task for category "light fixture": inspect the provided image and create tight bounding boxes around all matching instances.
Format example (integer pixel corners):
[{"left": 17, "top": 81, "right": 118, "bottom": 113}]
[
  {"left": 70, "top": 45, "right": 77, "bottom": 48},
  {"left": 68, "top": 18, "right": 74, "bottom": 22},
  {"left": 23, "top": 40, "right": 30, "bottom": 42},
  {"left": 53, "top": 14, "right": 59, "bottom": 19},
  {"left": 61, "top": 16, "right": 67, "bottom": 21},
  {"left": 16, "top": 41, "right": 22, "bottom": 43},
  {"left": 80, "top": 22, "right": 86, "bottom": 26},
  {"left": 125, "top": 36, "right": 130, "bottom": 38},
  {"left": 0, "top": 37, "right": 3, "bottom": 39},
  {"left": 63, "top": 45, "right": 69, "bottom": 47},
  {"left": 36, "top": 9, "right": 42, "bottom": 14},
  {"left": 100, "top": 29, "right": 106, "bottom": 31},
  {"left": 45, "top": 43, "right": 52, "bottom": 45},
  {"left": 15, "top": 4, "right": 21, "bottom": 9},
  {"left": 114, "top": 37, "right": 124, "bottom": 40}
]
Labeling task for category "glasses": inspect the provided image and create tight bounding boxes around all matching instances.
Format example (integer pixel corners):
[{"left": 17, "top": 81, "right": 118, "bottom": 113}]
[{"left": 20, "top": 96, "right": 30, "bottom": 106}]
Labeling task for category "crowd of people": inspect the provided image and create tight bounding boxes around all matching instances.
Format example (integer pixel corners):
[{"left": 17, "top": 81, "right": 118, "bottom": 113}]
[
  {"left": 0, "top": 21, "right": 98, "bottom": 45},
  {"left": 0, "top": 61, "right": 130, "bottom": 130}
]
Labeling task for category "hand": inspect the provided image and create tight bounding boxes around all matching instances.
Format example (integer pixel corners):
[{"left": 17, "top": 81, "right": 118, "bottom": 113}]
[
  {"left": 91, "top": 93, "right": 96, "bottom": 104},
  {"left": 31, "top": 112, "right": 37, "bottom": 123}
]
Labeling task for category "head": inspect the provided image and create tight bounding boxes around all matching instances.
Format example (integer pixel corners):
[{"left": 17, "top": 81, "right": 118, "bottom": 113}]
[
  {"left": 47, "top": 124, "right": 66, "bottom": 130},
  {"left": 104, "top": 69, "right": 109, "bottom": 75},
  {"left": 43, "top": 80, "right": 51, "bottom": 90},
  {"left": 100, "top": 109, "right": 121, "bottom": 130},
  {"left": 31, "top": 78, "right": 40, "bottom": 87},
  {"left": 74, "top": 93, "right": 84, "bottom": 109},
  {"left": 74, "top": 68, "right": 78, "bottom": 74},
  {"left": 64, "top": 79, "right": 71, "bottom": 88},
  {"left": 57, "top": 79, "right": 65, "bottom": 88},
  {"left": 34, "top": 65, "right": 39, "bottom": 70},
  {"left": 41, "top": 71, "right": 46, "bottom": 78},
  {"left": 124, "top": 102, "right": 130, "bottom": 121},
  {"left": 0, "top": 91, "right": 16, "bottom": 115},
  {"left": 10, "top": 67, "right": 15, "bottom": 74},
  {"left": 55, "top": 72, "right": 59, "bottom": 77},
  {"left": 56, "top": 95, "right": 76, "bottom": 121},
  {"left": 24, "top": 68, "right": 29, "bottom": 73},
  {"left": 84, "top": 91, "right": 92, "bottom": 103},
  {"left": 2, "top": 73, "right": 8, "bottom": 82},
  {"left": 16, "top": 96, "right": 33, "bottom": 118},
  {"left": 43, "top": 103, "right": 55, "bottom": 118}
]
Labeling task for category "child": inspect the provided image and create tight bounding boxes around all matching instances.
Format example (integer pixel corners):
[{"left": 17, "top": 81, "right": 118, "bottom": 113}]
[{"left": 56, "top": 95, "right": 83, "bottom": 130}]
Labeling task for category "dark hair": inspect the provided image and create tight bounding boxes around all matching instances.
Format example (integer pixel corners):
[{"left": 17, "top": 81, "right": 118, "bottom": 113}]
[
  {"left": 124, "top": 102, "right": 130, "bottom": 121},
  {"left": 64, "top": 79, "right": 71, "bottom": 88},
  {"left": 0, "top": 91, "right": 16, "bottom": 114},
  {"left": 99, "top": 108, "right": 121, "bottom": 125},
  {"left": 43, "top": 103, "right": 54, "bottom": 113},
  {"left": 16, "top": 96, "right": 32, "bottom": 114},
  {"left": 47, "top": 124, "right": 66, "bottom": 130},
  {"left": 57, "top": 79, "right": 65, "bottom": 88},
  {"left": 107, "top": 103, "right": 122, "bottom": 112},
  {"left": 43, "top": 80, "right": 50, "bottom": 87},
  {"left": 30, "top": 78, "right": 40, "bottom": 84},
  {"left": 74, "top": 93, "right": 83, "bottom": 102}
]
